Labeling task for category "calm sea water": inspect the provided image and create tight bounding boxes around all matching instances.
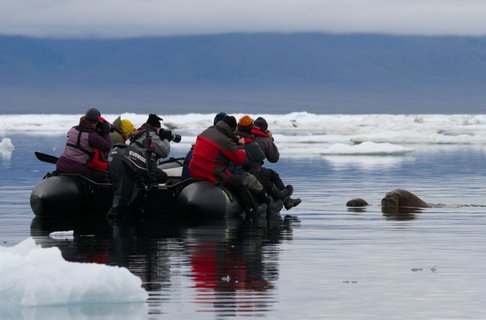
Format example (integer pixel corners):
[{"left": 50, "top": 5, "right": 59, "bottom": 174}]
[{"left": 2, "top": 134, "right": 486, "bottom": 319}]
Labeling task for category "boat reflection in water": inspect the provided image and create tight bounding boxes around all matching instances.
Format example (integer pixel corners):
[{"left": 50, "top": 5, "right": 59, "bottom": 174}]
[{"left": 30, "top": 212, "right": 299, "bottom": 318}]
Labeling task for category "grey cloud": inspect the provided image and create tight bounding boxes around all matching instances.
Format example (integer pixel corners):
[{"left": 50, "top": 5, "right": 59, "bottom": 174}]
[{"left": 1, "top": 0, "right": 485, "bottom": 37}]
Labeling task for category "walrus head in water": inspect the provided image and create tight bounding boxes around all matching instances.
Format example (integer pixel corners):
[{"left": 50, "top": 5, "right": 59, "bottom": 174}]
[
  {"left": 346, "top": 198, "right": 369, "bottom": 207},
  {"left": 381, "top": 189, "right": 431, "bottom": 208}
]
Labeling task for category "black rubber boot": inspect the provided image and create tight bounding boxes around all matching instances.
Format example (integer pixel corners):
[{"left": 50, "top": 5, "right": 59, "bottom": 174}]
[
  {"left": 270, "top": 185, "right": 292, "bottom": 201},
  {"left": 254, "top": 203, "right": 268, "bottom": 216},
  {"left": 235, "top": 189, "right": 254, "bottom": 214},
  {"left": 267, "top": 197, "right": 284, "bottom": 216},
  {"left": 106, "top": 205, "right": 129, "bottom": 218},
  {"left": 284, "top": 197, "right": 302, "bottom": 210},
  {"left": 285, "top": 185, "right": 294, "bottom": 195},
  {"left": 237, "top": 188, "right": 266, "bottom": 216},
  {"left": 106, "top": 207, "right": 117, "bottom": 218},
  {"left": 255, "top": 189, "right": 284, "bottom": 215}
]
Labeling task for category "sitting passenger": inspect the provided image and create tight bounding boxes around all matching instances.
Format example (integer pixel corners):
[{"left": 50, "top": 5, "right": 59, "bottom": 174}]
[
  {"left": 180, "top": 143, "right": 194, "bottom": 180},
  {"left": 189, "top": 115, "right": 266, "bottom": 215},
  {"left": 87, "top": 116, "right": 113, "bottom": 172},
  {"left": 56, "top": 108, "right": 112, "bottom": 182},
  {"left": 181, "top": 112, "right": 227, "bottom": 180},
  {"left": 234, "top": 115, "right": 284, "bottom": 215},
  {"left": 108, "top": 113, "right": 176, "bottom": 216},
  {"left": 252, "top": 116, "right": 301, "bottom": 210},
  {"left": 110, "top": 116, "right": 136, "bottom": 145}
]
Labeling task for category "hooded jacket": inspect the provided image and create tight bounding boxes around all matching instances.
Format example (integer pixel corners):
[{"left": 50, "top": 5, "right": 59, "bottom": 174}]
[
  {"left": 110, "top": 117, "right": 126, "bottom": 145},
  {"left": 251, "top": 127, "right": 280, "bottom": 163},
  {"left": 189, "top": 121, "right": 246, "bottom": 184},
  {"left": 234, "top": 129, "right": 266, "bottom": 170}
]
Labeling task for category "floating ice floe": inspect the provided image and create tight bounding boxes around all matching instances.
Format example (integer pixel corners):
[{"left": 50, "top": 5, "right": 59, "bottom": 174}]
[
  {"left": 3, "top": 113, "right": 486, "bottom": 153},
  {"left": 0, "top": 238, "right": 148, "bottom": 307},
  {"left": 0, "top": 137, "right": 15, "bottom": 161},
  {"left": 320, "top": 141, "right": 413, "bottom": 155}
]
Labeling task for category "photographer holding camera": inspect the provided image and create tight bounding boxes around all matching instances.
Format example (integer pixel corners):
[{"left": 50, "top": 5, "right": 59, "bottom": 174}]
[
  {"left": 107, "top": 113, "right": 181, "bottom": 217},
  {"left": 56, "top": 107, "right": 112, "bottom": 181},
  {"left": 159, "top": 127, "right": 182, "bottom": 144},
  {"left": 87, "top": 116, "right": 114, "bottom": 172}
]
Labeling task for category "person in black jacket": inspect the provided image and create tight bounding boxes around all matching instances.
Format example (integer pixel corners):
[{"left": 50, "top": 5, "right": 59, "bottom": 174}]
[{"left": 107, "top": 114, "right": 176, "bottom": 217}]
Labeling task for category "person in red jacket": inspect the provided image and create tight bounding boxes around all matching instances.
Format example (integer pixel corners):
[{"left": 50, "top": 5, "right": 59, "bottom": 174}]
[{"left": 189, "top": 115, "right": 265, "bottom": 215}]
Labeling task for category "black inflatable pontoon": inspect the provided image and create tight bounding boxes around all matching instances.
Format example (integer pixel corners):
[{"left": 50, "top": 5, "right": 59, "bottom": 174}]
[{"left": 30, "top": 156, "right": 242, "bottom": 217}]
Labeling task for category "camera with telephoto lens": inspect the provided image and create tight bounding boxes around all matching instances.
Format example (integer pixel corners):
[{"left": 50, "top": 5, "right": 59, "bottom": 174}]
[
  {"left": 159, "top": 128, "right": 181, "bottom": 143},
  {"left": 172, "top": 132, "right": 182, "bottom": 143}
]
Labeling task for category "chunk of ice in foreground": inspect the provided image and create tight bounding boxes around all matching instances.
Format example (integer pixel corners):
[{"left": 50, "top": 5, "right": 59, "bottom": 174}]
[{"left": 0, "top": 238, "right": 148, "bottom": 307}]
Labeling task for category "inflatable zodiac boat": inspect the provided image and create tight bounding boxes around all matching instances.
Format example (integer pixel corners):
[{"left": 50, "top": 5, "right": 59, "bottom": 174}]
[{"left": 30, "top": 153, "right": 242, "bottom": 217}]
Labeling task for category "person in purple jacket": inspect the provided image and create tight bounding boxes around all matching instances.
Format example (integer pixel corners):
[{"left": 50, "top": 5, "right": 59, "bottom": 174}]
[{"left": 56, "top": 108, "right": 112, "bottom": 181}]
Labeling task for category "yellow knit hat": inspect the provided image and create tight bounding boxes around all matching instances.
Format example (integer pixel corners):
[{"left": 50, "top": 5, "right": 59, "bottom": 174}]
[{"left": 121, "top": 119, "right": 135, "bottom": 136}]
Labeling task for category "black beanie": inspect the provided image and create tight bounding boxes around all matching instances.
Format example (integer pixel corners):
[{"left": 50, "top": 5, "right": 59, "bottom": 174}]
[
  {"left": 85, "top": 108, "right": 101, "bottom": 122},
  {"left": 254, "top": 117, "right": 268, "bottom": 131},
  {"left": 146, "top": 113, "right": 162, "bottom": 128},
  {"left": 213, "top": 112, "right": 228, "bottom": 126},
  {"left": 222, "top": 115, "right": 237, "bottom": 131}
]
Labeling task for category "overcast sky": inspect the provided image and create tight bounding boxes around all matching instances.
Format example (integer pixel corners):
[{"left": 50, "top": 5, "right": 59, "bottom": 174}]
[{"left": 1, "top": 0, "right": 485, "bottom": 38}]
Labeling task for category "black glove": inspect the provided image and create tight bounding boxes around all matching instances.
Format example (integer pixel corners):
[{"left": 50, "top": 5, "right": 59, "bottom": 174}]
[
  {"left": 97, "top": 120, "right": 111, "bottom": 134},
  {"left": 159, "top": 129, "right": 174, "bottom": 142}
]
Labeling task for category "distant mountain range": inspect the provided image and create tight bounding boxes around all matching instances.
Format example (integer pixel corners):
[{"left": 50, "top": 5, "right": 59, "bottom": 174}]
[{"left": 0, "top": 33, "right": 485, "bottom": 114}]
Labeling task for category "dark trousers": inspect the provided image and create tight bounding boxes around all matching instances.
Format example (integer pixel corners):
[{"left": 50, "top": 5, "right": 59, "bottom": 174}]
[
  {"left": 250, "top": 166, "right": 285, "bottom": 193},
  {"left": 109, "top": 157, "right": 136, "bottom": 208},
  {"left": 217, "top": 171, "right": 259, "bottom": 212},
  {"left": 110, "top": 158, "right": 168, "bottom": 208}
]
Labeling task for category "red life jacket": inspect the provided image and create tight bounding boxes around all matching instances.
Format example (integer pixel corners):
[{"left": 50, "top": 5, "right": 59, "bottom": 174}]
[{"left": 88, "top": 148, "right": 109, "bottom": 171}]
